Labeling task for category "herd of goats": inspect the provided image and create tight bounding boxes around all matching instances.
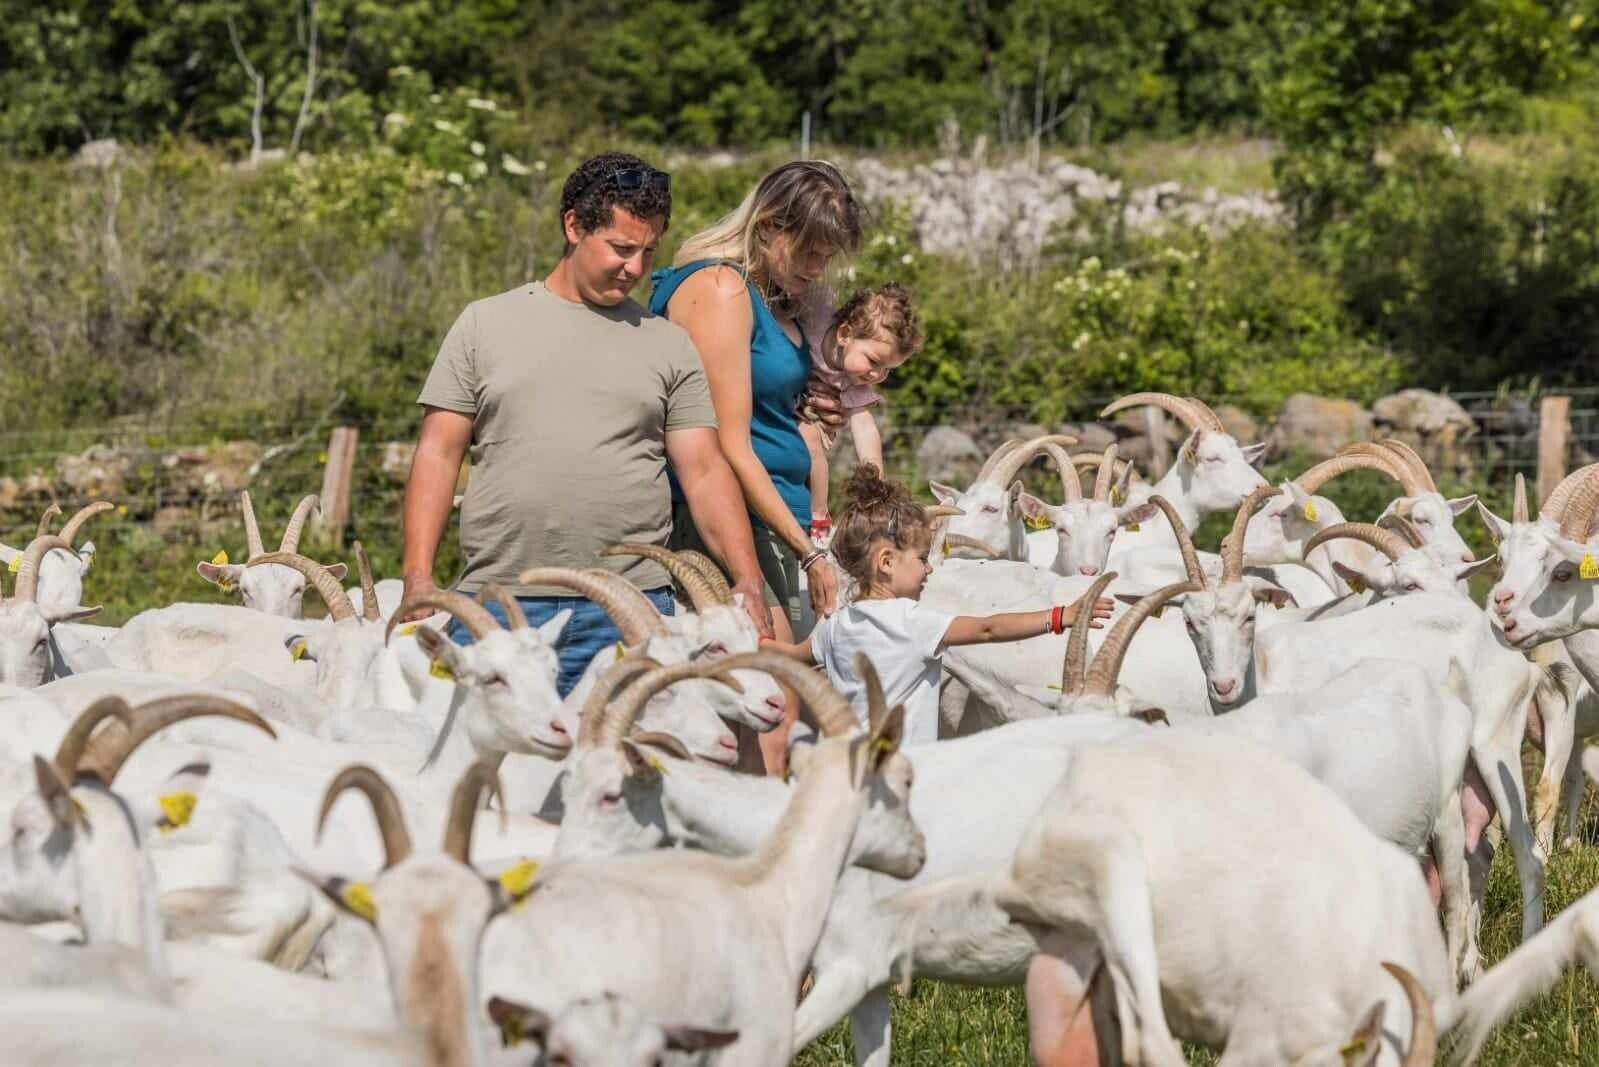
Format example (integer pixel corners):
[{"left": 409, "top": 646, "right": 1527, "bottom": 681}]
[{"left": 1, "top": 391, "right": 1599, "bottom": 1065}]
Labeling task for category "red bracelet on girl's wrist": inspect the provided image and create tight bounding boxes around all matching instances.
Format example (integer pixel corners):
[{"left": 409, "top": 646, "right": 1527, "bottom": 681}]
[{"left": 1049, "top": 605, "right": 1066, "bottom": 635}]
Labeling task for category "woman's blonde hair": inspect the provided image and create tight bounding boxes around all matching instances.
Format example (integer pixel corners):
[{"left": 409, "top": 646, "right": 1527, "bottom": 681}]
[{"left": 674, "top": 161, "right": 864, "bottom": 300}]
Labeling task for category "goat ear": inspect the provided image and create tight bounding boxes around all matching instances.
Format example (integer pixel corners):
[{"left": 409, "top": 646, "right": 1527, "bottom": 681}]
[
  {"left": 1118, "top": 501, "right": 1157, "bottom": 528},
  {"left": 415, "top": 626, "right": 468, "bottom": 680},
  {"left": 663, "top": 1026, "right": 740, "bottom": 1053},
  {"left": 1457, "top": 555, "right": 1499, "bottom": 582},
  {"left": 622, "top": 734, "right": 691, "bottom": 771},
  {"left": 1331, "top": 561, "right": 1375, "bottom": 595},
  {"left": 1006, "top": 480, "right": 1024, "bottom": 506},
  {"left": 33, "top": 755, "right": 81, "bottom": 829},
  {"left": 294, "top": 871, "right": 379, "bottom": 925},
  {"left": 1130, "top": 707, "right": 1170, "bottom": 726},
  {"left": 195, "top": 561, "right": 243, "bottom": 589},
  {"left": 1240, "top": 442, "right": 1267, "bottom": 467},
  {"left": 867, "top": 704, "right": 906, "bottom": 770},
  {"left": 1344, "top": 999, "right": 1386, "bottom": 1067},
  {"left": 1448, "top": 494, "right": 1479, "bottom": 517},
  {"left": 1475, "top": 500, "right": 1511, "bottom": 545},
  {"left": 285, "top": 634, "right": 319, "bottom": 663},
  {"left": 486, "top": 995, "right": 551, "bottom": 1049},
  {"left": 538, "top": 608, "right": 573, "bottom": 645},
  {"left": 42, "top": 604, "right": 102, "bottom": 624},
  {"left": 151, "top": 760, "right": 210, "bottom": 836},
  {"left": 1243, "top": 577, "right": 1296, "bottom": 609},
  {"left": 1017, "top": 493, "right": 1049, "bottom": 521},
  {"left": 322, "top": 563, "right": 347, "bottom": 582},
  {"left": 928, "top": 481, "right": 961, "bottom": 507}
]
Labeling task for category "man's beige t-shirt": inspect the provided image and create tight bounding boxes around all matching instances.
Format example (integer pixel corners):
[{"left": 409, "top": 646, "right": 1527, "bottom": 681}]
[{"left": 418, "top": 282, "right": 716, "bottom": 596}]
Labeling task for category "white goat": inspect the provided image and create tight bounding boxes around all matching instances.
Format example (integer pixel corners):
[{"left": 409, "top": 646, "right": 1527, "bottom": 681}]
[
  {"left": 1019, "top": 442, "right": 1139, "bottom": 577},
  {"left": 193, "top": 491, "right": 347, "bottom": 616},
  {"left": 0, "top": 535, "right": 104, "bottom": 687},
  {"left": 929, "top": 432, "right": 1080, "bottom": 560},
  {"left": 0, "top": 501, "right": 113, "bottom": 617}
]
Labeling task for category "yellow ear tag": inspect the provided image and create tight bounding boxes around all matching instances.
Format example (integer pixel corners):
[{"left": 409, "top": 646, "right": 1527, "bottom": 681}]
[
  {"left": 1123, "top": 522, "right": 1141, "bottom": 532},
  {"left": 1347, "top": 575, "right": 1367, "bottom": 594},
  {"left": 498, "top": 1014, "right": 525, "bottom": 1048},
  {"left": 1023, "top": 512, "right": 1051, "bottom": 532},
  {"left": 1181, "top": 445, "right": 1197, "bottom": 465},
  {"left": 614, "top": 641, "right": 625, "bottom": 662},
  {"left": 289, "top": 639, "right": 309, "bottom": 662},
  {"left": 1109, "top": 487, "right": 1124, "bottom": 506},
  {"left": 1582, "top": 554, "right": 1599, "bottom": 581},
  {"left": 157, "top": 791, "right": 197, "bottom": 834},
  {"left": 1302, "top": 502, "right": 1319, "bottom": 523},
  {"left": 395, "top": 623, "right": 418, "bottom": 637},
  {"left": 211, "top": 549, "right": 229, "bottom": 566},
  {"left": 647, "top": 754, "right": 668, "bottom": 776},
  {"left": 498, "top": 859, "right": 540, "bottom": 909},
  {"left": 429, "top": 660, "right": 455, "bottom": 681},
  {"left": 341, "top": 882, "right": 377, "bottom": 922},
  {"left": 6, "top": 556, "right": 19, "bottom": 574}
]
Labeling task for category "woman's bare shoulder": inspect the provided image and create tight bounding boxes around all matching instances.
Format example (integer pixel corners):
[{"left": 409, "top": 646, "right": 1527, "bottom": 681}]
[{"left": 673, "top": 263, "right": 751, "bottom": 303}]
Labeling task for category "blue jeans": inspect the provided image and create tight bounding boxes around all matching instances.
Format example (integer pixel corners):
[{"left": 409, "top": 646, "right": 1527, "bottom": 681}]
[{"left": 446, "top": 588, "right": 675, "bottom": 698}]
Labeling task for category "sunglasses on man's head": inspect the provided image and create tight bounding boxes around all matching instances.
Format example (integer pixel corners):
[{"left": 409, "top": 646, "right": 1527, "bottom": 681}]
[{"left": 575, "top": 167, "right": 671, "bottom": 201}]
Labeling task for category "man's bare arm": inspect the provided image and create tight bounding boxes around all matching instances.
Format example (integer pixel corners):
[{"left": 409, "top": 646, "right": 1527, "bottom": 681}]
[
  {"left": 667, "top": 426, "right": 774, "bottom": 640},
  {"left": 398, "top": 407, "right": 473, "bottom": 621}
]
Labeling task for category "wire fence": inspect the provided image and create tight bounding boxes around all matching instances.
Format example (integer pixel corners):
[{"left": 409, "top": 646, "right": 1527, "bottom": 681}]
[{"left": 3, "top": 388, "right": 1598, "bottom": 543}]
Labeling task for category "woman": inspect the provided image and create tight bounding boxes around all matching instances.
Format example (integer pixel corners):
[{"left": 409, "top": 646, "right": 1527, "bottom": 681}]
[{"left": 650, "top": 160, "right": 861, "bottom": 774}]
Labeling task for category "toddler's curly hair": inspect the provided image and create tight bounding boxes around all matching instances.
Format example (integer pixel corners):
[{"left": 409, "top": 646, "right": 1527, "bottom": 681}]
[
  {"left": 835, "top": 282, "right": 924, "bottom": 358},
  {"left": 831, "top": 464, "right": 936, "bottom": 585}
]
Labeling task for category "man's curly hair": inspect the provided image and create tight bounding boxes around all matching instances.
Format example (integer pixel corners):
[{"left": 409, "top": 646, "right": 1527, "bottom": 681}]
[{"left": 559, "top": 152, "right": 673, "bottom": 241}]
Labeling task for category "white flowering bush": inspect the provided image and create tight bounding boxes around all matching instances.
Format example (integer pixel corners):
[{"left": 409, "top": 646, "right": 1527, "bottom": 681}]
[{"left": 377, "top": 68, "right": 536, "bottom": 190}]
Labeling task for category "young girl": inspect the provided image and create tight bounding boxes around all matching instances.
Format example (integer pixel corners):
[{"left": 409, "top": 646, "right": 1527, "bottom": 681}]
[
  {"left": 768, "top": 466, "right": 1114, "bottom": 744},
  {"left": 797, "top": 282, "right": 922, "bottom": 549}
]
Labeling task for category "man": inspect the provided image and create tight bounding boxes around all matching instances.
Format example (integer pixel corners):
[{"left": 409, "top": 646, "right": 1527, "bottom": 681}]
[{"left": 400, "top": 151, "right": 772, "bottom": 696}]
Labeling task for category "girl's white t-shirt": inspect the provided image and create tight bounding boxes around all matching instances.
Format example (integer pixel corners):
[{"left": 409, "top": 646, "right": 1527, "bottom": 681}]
[{"left": 809, "top": 598, "right": 955, "bottom": 745}]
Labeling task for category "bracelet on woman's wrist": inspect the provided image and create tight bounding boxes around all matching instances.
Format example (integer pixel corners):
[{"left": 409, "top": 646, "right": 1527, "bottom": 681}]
[{"left": 799, "top": 548, "right": 827, "bottom": 572}]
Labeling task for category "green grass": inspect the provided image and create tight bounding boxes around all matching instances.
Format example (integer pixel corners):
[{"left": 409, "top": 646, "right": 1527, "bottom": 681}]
[{"left": 796, "top": 809, "right": 1599, "bottom": 1066}]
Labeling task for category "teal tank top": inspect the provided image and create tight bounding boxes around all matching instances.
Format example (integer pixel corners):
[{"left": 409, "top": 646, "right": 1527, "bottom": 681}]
[{"left": 650, "top": 260, "right": 812, "bottom": 532}]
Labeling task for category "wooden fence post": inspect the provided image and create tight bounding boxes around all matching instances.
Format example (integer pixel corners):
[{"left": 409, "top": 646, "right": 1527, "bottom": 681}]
[
  {"left": 316, "top": 425, "right": 359, "bottom": 550},
  {"left": 1144, "top": 407, "right": 1171, "bottom": 479},
  {"left": 1538, "top": 396, "right": 1571, "bottom": 507}
]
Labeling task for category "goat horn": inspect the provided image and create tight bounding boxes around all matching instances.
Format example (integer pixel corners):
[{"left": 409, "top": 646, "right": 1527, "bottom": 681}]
[
  {"left": 1557, "top": 464, "right": 1599, "bottom": 543},
  {"left": 249, "top": 552, "right": 355, "bottom": 621},
  {"left": 975, "top": 439, "right": 1023, "bottom": 483},
  {"left": 58, "top": 501, "right": 113, "bottom": 547},
  {"left": 1542, "top": 462, "right": 1599, "bottom": 520},
  {"left": 441, "top": 760, "right": 504, "bottom": 864},
  {"left": 53, "top": 696, "right": 135, "bottom": 781},
  {"left": 387, "top": 590, "right": 501, "bottom": 643},
  {"left": 577, "top": 654, "right": 662, "bottom": 746},
  {"left": 673, "top": 550, "right": 734, "bottom": 602},
  {"left": 1182, "top": 396, "right": 1227, "bottom": 433},
  {"left": 353, "top": 542, "right": 380, "bottom": 623},
  {"left": 942, "top": 534, "right": 1005, "bottom": 559},
  {"left": 985, "top": 434, "right": 1079, "bottom": 490},
  {"left": 515, "top": 568, "right": 666, "bottom": 646},
  {"left": 478, "top": 584, "right": 527, "bottom": 630},
  {"left": 1377, "top": 512, "right": 1427, "bottom": 549},
  {"left": 602, "top": 543, "right": 721, "bottom": 612},
  {"left": 1295, "top": 452, "right": 1408, "bottom": 496},
  {"left": 1339, "top": 443, "right": 1426, "bottom": 497},
  {"left": 1148, "top": 496, "right": 1206, "bottom": 588},
  {"left": 240, "top": 490, "right": 265, "bottom": 559},
  {"left": 317, "top": 765, "right": 411, "bottom": 869},
  {"left": 1039, "top": 442, "right": 1081, "bottom": 504},
  {"left": 1378, "top": 439, "right": 1438, "bottom": 494},
  {"left": 1512, "top": 473, "right": 1529, "bottom": 526},
  {"left": 1100, "top": 393, "right": 1212, "bottom": 436},
  {"left": 712, "top": 652, "right": 858, "bottom": 737},
  {"left": 1222, "top": 486, "right": 1283, "bottom": 583},
  {"left": 34, "top": 503, "right": 61, "bottom": 541},
  {"left": 1092, "top": 443, "right": 1121, "bottom": 502},
  {"left": 1305, "top": 522, "right": 1411, "bottom": 562},
  {"left": 596, "top": 660, "right": 745, "bottom": 748},
  {"left": 279, "top": 495, "right": 320, "bottom": 554},
  {"left": 923, "top": 505, "right": 965, "bottom": 520},
  {"left": 1062, "top": 571, "right": 1118, "bottom": 696},
  {"left": 13, "top": 536, "right": 74, "bottom": 604},
  {"left": 1382, "top": 962, "right": 1436, "bottom": 1067},
  {"left": 1083, "top": 581, "right": 1203, "bottom": 697},
  {"left": 78, "top": 694, "right": 275, "bottom": 785}
]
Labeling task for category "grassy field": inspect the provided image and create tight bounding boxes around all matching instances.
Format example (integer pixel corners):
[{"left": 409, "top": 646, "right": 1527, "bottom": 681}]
[{"left": 794, "top": 811, "right": 1599, "bottom": 1066}]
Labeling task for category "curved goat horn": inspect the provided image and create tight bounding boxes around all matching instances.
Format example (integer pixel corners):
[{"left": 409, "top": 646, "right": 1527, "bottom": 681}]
[
  {"left": 1378, "top": 439, "right": 1438, "bottom": 494},
  {"left": 1100, "top": 393, "right": 1213, "bottom": 436},
  {"left": 317, "top": 765, "right": 411, "bottom": 869},
  {"left": 78, "top": 694, "right": 275, "bottom": 785},
  {"left": 1148, "top": 496, "right": 1206, "bottom": 588},
  {"left": 1377, "top": 512, "right": 1427, "bottom": 549},
  {"left": 240, "top": 490, "right": 265, "bottom": 559},
  {"left": 1295, "top": 451, "right": 1409, "bottom": 496},
  {"left": 1061, "top": 571, "right": 1117, "bottom": 696},
  {"left": 974, "top": 439, "right": 1023, "bottom": 483},
  {"left": 13, "top": 536, "right": 74, "bottom": 604},
  {"left": 386, "top": 590, "right": 503, "bottom": 644},
  {"left": 58, "top": 501, "right": 113, "bottom": 547},
  {"left": 1083, "top": 581, "right": 1202, "bottom": 697},
  {"left": 1339, "top": 443, "right": 1426, "bottom": 497},
  {"left": 985, "top": 434, "right": 1079, "bottom": 490},
  {"left": 515, "top": 568, "right": 666, "bottom": 646},
  {"left": 942, "top": 534, "right": 1005, "bottom": 559},
  {"left": 1542, "top": 462, "right": 1599, "bottom": 520},
  {"left": 1182, "top": 396, "right": 1227, "bottom": 433},
  {"left": 1092, "top": 443, "right": 1121, "bottom": 502},
  {"left": 1039, "top": 442, "right": 1081, "bottom": 504},
  {"left": 279, "top": 495, "right": 321, "bottom": 554},
  {"left": 353, "top": 542, "right": 381, "bottom": 623},
  {"left": 595, "top": 660, "right": 745, "bottom": 748},
  {"left": 1222, "top": 486, "right": 1283, "bottom": 583},
  {"left": 602, "top": 543, "right": 724, "bottom": 612},
  {"left": 1557, "top": 464, "right": 1599, "bottom": 543},
  {"left": 1382, "top": 962, "right": 1436, "bottom": 1067},
  {"left": 479, "top": 585, "right": 528, "bottom": 631},
  {"left": 673, "top": 550, "right": 734, "bottom": 602},
  {"left": 577, "top": 654, "right": 662, "bottom": 746},
  {"left": 1305, "top": 523, "right": 1411, "bottom": 562},
  {"left": 249, "top": 552, "right": 355, "bottom": 621},
  {"left": 923, "top": 505, "right": 965, "bottom": 520},
  {"left": 53, "top": 696, "right": 135, "bottom": 781},
  {"left": 1512, "top": 472, "right": 1529, "bottom": 526},
  {"left": 442, "top": 760, "right": 503, "bottom": 865},
  {"left": 34, "top": 503, "right": 61, "bottom": 541}
]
